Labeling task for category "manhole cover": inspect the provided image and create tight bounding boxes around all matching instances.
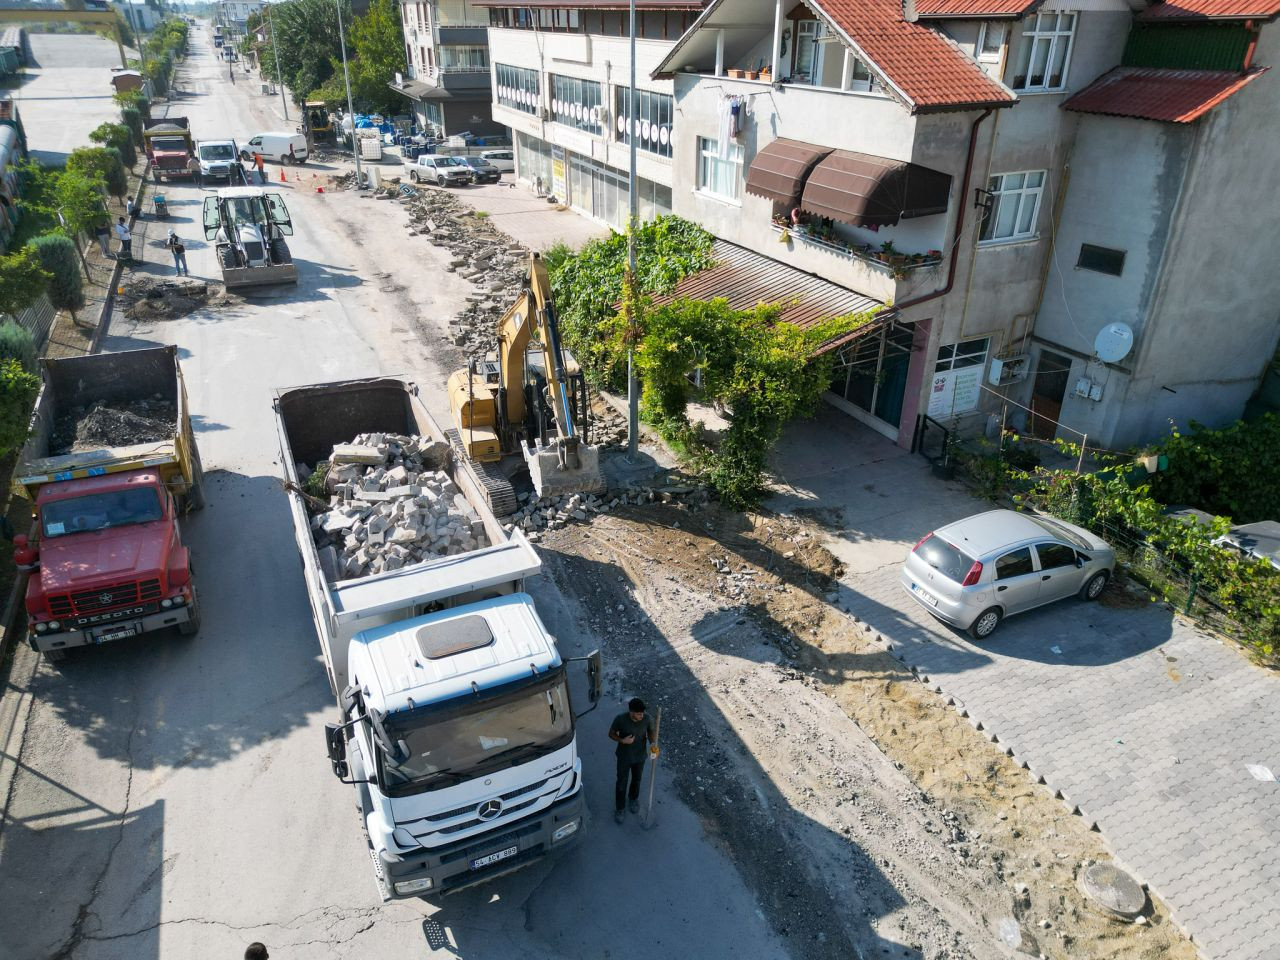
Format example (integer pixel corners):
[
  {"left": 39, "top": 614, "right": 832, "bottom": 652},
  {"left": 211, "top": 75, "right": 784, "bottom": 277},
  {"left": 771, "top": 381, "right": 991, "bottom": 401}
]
[{"left": 1079, "top": 862, "right": 1147, "bottom": 918}]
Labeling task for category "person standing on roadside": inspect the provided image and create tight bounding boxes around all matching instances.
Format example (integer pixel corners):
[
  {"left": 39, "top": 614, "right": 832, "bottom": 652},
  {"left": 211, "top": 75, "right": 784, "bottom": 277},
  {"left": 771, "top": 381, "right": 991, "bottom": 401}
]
[
  {"left": 165, "top": 229, "right": 188, "bottom": 276},
  {"left": 113, "top": 216, "right": 132, "bottom": 262},
  {"left": 609, "top": 697, "right": 658, "bottom": 824},
  {"left": 187, "top": 153, "right": 202, "bottom": 186},
  {"left": 254, "top": 151, "right": 266, "bottom": 184},
  {"left": 93, "top": 219, "right": 110, "bottom": 257}
]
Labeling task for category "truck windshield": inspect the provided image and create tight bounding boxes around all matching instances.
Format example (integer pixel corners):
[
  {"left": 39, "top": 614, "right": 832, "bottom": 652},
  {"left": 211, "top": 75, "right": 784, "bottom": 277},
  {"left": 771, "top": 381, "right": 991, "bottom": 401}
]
[
  {"left": 150, "top": 137, "right": 188, "bottom": 152},
  {"left": 201, "top": 144, "right": 236, "bottom": 160},
  {"left": 42, "top": 488, "right": 163, "bottom": 538},
  {"left": 379, "top": 675, "right": 573, "bottom": 796},
  {"left": 226, "top": 197, "right": 263, "bottom": 225}
]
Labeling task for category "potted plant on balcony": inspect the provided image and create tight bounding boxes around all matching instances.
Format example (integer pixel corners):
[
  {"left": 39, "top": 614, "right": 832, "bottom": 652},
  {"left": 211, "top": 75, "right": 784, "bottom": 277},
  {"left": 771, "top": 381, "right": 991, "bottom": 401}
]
[
  {"left": 759, "top": 65, "right": 772, "bottom": 81},
  {"left": 745, "top": 69, "right": 759, "bottom": 79},
  {"left": 728, "top": 68, "right": 746, "bottom": 79}
]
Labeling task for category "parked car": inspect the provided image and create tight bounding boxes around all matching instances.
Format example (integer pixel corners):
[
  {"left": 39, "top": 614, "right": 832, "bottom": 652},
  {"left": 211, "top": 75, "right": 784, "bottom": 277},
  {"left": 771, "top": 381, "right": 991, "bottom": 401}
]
[
  {"left": 241, "top": 132, "right": 308, "bottom": 164},
  {"left": 403, "top": 153, "right": 472, "bottom": 186},
  {"left": 900, "top": 509, "right": 1116, "bottom": 640},
  {"left": 1216, "top": 520, "right": 1280, "bottom": 571},
  {"left": 480, "top": 149, "right": 515, "bottom": 173},
  {"left": 196, "top": 139, "right": 241, "bottom": 182},
  {"left": 460, "top": 156, "right": 501, "bottom": 184}
]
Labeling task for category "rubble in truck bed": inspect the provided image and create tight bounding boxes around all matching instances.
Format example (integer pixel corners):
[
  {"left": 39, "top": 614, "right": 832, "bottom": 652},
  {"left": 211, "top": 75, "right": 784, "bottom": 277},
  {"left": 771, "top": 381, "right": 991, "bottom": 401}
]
[
  {"left": 50, "top": 396, "right": 178, "bottom": 455},
  {"left": 305, "top": 433, "right": 491, "bottom": 583}
]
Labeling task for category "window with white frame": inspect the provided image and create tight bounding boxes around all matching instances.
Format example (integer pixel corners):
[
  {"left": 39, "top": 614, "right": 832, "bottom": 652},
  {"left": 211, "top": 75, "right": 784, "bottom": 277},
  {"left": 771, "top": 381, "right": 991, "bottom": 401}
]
[
  {"left": 1012, "top": 12, "right": 1076, "bottom": 92},
  {"left": 439, "top": 45, "right": 488, "bottom": 72},
  {"left": 979, "top": 171, "right": 1045, "bottom": 243},
  {"left": 976, "top": 21, "right": 1006, "bottom": 63},
  {"left": 928, "top": 338, "right": 990, "bottom": 418},
  {"left": 697, "top": 137, "right": 743, "bottom": 202}
]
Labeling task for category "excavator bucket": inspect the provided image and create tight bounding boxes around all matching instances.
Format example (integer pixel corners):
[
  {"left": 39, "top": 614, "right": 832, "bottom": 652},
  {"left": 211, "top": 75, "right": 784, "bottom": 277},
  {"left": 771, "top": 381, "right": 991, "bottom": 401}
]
[
  {"left": 524, "top": 437, "right": 606, "bottom": 500},
  {"left": 221, "top": 262, "right": 298, "bottom": 289}
]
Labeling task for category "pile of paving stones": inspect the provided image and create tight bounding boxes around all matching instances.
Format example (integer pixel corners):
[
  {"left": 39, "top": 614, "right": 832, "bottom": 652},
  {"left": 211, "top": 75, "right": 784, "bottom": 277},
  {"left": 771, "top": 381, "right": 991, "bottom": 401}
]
[
  {"left": 307, "top": 433, "right": 490, "bottom": 582},
  {"left": 51, "top": 397, "right": 177, "bottom": 455},
  {"left": 398, "top": 186, "right": 532, "bottom": 359},
  {"left": 503, "top": 485, "right": 708, "bottom": 541}
]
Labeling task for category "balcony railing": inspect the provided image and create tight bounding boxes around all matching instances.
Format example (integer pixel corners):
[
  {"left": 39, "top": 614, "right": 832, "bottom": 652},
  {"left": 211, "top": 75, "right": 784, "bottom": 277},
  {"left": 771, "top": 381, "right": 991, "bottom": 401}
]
[{"left": 770, "top": 222, "right": 942, "bottom": 277}]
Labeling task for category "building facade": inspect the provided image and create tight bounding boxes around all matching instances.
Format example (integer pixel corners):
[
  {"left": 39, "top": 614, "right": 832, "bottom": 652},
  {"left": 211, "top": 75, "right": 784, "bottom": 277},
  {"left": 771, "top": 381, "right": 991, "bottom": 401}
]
[
  {"left": 651, "top": 0, "right": 1280, "bottom": 450},
  {"left": 213, "top": 0, "right": 264, "bottom": 39},
  {"left": 479, "top": 1, "right": 704, "bottom": 229},
  {"left": 390, "top": 0, "right": 504, "bottom": 138}
]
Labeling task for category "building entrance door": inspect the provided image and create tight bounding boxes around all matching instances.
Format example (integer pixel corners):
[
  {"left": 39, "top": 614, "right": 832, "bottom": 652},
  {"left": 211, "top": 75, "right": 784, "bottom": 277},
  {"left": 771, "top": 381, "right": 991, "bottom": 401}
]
[
  {"left": 1029, "top": 350, "right": 1072, "bottom": 439},
  {"left": 827, "top": 322, "right": 915, "bottom": 441}
]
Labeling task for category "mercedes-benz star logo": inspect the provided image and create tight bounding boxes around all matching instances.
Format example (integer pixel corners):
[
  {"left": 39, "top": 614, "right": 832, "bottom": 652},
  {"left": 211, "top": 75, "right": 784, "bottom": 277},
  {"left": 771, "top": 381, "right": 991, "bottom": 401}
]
[{"left": 477, "top": 799, "right": 503, "bottom": 821}]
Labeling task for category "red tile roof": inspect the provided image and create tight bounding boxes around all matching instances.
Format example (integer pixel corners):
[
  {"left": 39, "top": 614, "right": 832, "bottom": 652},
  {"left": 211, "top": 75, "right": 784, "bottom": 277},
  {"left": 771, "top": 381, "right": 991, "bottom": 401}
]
[
  {"left": 915, "top": 0, "right": 1040, "bottom": 18},
  {"left": 1138, "top": 0, "right": 1280, "bottom": 20},
  {"left": 819, "top": 0, "right": 1017, "bottom": 110},
  {"left": 1063, "top": 66, "right": 1269, "bottom": 122}
]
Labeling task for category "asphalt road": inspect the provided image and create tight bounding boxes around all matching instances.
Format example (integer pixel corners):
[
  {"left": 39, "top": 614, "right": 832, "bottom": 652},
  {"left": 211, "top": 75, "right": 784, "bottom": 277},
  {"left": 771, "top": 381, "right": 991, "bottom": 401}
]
[
  {"left": 8, "top": 33, "right": 132, "bottom": 166},
  {"left": 0, "top": 26, "right": 788, "bottom": 960}
]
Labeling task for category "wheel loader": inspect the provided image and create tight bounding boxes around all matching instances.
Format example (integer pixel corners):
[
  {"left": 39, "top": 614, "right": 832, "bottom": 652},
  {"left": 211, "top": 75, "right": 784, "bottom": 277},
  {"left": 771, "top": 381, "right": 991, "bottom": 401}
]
[
  {"left": 201, "top": 187, "right": 298, "bottom": 289},
  {"left": 447, "top": 252, "right": 605, "bottom": 514}
]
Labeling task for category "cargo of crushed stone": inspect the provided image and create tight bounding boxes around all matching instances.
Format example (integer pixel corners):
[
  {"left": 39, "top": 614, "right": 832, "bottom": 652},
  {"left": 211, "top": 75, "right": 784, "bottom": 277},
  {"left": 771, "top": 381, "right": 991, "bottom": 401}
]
[
  {"left": 49, "top": 396, "right": 178, "bottom": 455},
  {"left": 305, "top": 432, "right": 492, "bottom": 583}
]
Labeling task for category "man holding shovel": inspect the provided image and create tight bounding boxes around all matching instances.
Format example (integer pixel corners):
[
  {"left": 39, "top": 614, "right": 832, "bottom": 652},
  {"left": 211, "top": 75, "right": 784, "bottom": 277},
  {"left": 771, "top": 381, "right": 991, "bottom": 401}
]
[{"left": 609, "top": 698, "right": 658, "bottom": 824}]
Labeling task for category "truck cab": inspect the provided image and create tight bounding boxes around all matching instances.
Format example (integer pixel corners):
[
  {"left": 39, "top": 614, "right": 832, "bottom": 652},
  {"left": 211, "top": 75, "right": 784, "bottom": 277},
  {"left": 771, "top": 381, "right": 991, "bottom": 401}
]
[
  {"left": 20, "top": 469, "right": 199, "bottom": 658},
  {"left": 329, "top": 594, "right": 591, "bottom": 899},
  {"left": 143, "top": 118, "right": 194, "bottom": 182}
]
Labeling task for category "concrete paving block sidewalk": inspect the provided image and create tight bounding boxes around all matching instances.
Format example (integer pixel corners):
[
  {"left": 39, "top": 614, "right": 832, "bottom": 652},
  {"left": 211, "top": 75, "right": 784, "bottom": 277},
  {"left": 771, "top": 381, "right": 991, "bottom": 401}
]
[
  {"left": 769, "top": 404, "right": 1280, "bottom": 960},
  {"left": 450, "top": 180, "right": 610, "bottom": 252}
]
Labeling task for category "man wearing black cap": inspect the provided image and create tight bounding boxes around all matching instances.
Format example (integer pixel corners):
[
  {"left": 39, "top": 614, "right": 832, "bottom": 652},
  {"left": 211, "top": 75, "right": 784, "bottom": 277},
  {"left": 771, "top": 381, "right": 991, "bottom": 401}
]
[{"left": 609, "top": 697, "right": 657, "bottom": 824}]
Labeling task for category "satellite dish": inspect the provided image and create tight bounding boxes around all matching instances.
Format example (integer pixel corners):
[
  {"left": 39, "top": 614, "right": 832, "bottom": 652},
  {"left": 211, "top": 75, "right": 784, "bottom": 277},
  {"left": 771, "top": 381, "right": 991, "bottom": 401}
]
[{"left": 1094, "top": 322, "right": 1134, "bottom": 363}]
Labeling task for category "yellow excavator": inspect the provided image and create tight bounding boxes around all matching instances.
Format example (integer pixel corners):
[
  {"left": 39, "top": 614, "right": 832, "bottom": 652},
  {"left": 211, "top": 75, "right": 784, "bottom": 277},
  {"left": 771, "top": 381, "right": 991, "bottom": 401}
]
[{"left": 446, "top": 252, "right": 604, "bottom": 514}]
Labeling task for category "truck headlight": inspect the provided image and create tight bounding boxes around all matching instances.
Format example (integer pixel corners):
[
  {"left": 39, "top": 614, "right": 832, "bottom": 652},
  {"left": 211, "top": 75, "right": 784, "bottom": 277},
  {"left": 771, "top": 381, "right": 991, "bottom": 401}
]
[
  {"left": 172, "top": 594, "right": 186, "bottom": 606},
  {"left": 49, "top": 621, "right": 60, "bottom": 632},
  {"left": 161, "top": 598, "right": 173, "bottom": 608},
  {"left": 552, "top": 819, "right": 579, "bottom": 843},
  {"left": 34, "top": 622, "right": 48, "bottom": 633},
  {"left": 394, "top": 877, "right": 433, "bottom": 895}
]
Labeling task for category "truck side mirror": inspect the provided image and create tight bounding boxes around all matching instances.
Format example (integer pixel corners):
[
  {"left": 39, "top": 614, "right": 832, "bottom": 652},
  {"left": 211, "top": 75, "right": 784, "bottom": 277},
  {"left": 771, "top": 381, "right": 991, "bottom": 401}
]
[
  {"left": 324, "top": 722, "right": 349, "bottom": 779},
  {"left": 586, "top": 649, "right": 602, "bottom": 704}
]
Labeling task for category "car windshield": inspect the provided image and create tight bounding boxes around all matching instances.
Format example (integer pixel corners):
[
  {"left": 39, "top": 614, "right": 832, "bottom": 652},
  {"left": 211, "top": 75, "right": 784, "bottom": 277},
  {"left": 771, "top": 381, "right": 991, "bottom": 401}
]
[
  {"left": 226, "top": 196, "right": 263, "bottom": 225},
  {"left": 438, "top": 157, "right": 468, "bottom": 167},
  {"left": 467, "top": 158, "right": 493, "bottom": 168},
  {"left": 1030, "top": 516, "right": 1092, "bottom": 550},
  {"left": 378, "top": 675, "right": 573, "bottom": 796},
  {"left": 201, "top": 144, "right": 236, "bottom": 160},
  {"left": 42, "top": 487, "right": 163, "bottom": 538},
  {"left": 915, "top": 535, "right": 976, "bottom": 583},
  {"left": 151, "top": 137, "right": 188, "bottom": 152}
]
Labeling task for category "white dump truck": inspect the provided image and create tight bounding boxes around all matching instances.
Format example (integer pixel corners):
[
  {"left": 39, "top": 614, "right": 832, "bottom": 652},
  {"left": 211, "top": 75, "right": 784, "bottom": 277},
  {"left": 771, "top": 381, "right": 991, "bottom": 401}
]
[{"left": 274, "top": 375, "right": 599, "bottom": 899}]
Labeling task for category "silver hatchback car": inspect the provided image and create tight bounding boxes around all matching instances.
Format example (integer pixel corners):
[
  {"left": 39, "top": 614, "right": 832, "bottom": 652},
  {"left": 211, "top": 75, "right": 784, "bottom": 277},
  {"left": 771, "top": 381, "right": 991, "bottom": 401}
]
[{"left": 901, "top": 509, "right": 1116, "bottom": 640}]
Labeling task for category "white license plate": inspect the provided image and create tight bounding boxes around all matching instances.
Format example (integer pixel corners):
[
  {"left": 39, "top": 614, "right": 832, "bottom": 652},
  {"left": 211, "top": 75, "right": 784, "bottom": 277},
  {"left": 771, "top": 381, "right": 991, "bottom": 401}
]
[
  {"left": 912, "top": 584, "right": 940, "bottom": 607},
  {"left": 470, "top": 845, "right": 518, "bottom": 870},
  {"left": 94, "top": 624, "right": 139, "bottom": 643}
]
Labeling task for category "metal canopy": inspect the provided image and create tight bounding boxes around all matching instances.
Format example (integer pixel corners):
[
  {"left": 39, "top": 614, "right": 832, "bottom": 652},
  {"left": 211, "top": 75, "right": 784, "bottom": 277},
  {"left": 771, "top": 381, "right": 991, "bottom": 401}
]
[
  {"left": 744, "top": 138, "right": 833, "bottom": 208},
  {"left": 800, "top": 150, "right": 952, "bottom": 227}
]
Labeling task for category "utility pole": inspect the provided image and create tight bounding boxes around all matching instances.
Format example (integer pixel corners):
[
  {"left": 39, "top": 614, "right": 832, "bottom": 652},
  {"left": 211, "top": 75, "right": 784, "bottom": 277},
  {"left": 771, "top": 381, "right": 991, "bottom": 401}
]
[
  {"left": 336, "top": 0, "right": 363, "bottom": 186},
  {"left": 625, "top": 0, "right": 639, "bottom": 458},
  {"left": 265, "top": 1, "right": 289, "bottom": 121}
]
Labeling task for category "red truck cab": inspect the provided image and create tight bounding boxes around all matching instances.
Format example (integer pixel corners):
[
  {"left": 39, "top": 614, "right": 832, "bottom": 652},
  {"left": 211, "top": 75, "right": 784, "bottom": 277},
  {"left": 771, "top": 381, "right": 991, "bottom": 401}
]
[{"left": 18, "top": 469, "right": 199, "bottom": 659}]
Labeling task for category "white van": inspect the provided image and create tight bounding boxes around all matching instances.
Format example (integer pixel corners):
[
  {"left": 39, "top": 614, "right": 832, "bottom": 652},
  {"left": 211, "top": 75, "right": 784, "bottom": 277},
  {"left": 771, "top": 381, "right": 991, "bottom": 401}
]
[
  {"left": 241, "top": 132, "right": 309, "bottom": 164},
  {"left": 196, "top": 139, "right": 240, "bottom": 182}
]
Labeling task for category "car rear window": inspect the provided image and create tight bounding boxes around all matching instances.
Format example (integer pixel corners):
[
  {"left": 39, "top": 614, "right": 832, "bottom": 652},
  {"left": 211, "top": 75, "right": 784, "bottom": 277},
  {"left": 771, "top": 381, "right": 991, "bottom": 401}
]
[{"left": 914, "top": 536, "right": 976, "bottom": 583}]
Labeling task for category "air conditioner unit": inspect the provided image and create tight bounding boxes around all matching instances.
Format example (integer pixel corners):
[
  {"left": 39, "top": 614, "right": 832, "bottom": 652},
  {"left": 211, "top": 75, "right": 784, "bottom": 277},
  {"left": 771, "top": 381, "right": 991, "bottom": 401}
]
[
  {"left": 597, "top": 107, "right": 610, "bottom": 127},
  {"left": 987, "top": 353, "right": 1029, "bottom": 386},
  {"left": 537, "top": 105, "right": 550, "bottom": 120}
]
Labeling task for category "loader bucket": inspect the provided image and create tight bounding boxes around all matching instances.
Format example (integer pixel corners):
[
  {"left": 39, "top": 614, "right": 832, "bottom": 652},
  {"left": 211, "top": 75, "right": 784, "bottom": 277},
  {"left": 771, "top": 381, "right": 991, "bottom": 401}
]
[
  {"left": 524, "top": 438, "right": 606, "bottom": 499},
  {"left": 221, "top": 263, "right": 299, "bottom": 289}
]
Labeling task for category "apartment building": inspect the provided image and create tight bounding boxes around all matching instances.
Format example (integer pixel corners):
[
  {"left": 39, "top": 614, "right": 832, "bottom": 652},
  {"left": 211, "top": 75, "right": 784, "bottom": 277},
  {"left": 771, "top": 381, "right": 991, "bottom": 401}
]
[
  {"left": 650, "top": 0, "right": 1280, "bottom": 450},
  {"left": 213, "top": 0, "right": 264, "bottom": 38},
  {"left": 391, "top": 0, "right": 504, "bottom": 138},
  {"left": 478, "top": 0, "right": 705, "bottom": 228}
]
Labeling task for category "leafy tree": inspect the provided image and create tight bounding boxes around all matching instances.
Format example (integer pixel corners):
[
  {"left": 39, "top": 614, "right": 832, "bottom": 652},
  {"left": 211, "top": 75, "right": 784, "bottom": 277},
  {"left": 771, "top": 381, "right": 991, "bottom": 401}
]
[
  {"left": 28, "top": 235, "right": 85, "bottom": 322},
  {"left": 120, "top": 106, "right": 144, "bottom": 148},
  {"left": 345, "top": 0, "right": 408, "bottom": 115},
  {"left": 0, "top": 357, "right": 41, "bottom": 459},
  {"left": 260, "top": 0, "right": 350, "bottom": 106},
  {"left": 0, "top": 247, "right": 52, "bottom": 320},
  {"left": 112, "top": 88, "right": 150, "bottom": 116},
  {"left": 68, "top": 147, "right": 129, "bottom": 204},
  {"left": 54, "top": 169, "right": 110, "bottom": 277},
  {"left": 0, "top": 322, "right": 38, "bottom": 374},
  {"left": 90, "top": 121, "right": 137, "bottom": 168}
]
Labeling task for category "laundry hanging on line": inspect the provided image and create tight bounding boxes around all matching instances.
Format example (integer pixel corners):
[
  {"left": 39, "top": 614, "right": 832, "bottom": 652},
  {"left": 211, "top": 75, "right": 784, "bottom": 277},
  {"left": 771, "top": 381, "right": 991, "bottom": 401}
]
[{"left": 717, "top": 95, "right": 744, "bottom": 157}]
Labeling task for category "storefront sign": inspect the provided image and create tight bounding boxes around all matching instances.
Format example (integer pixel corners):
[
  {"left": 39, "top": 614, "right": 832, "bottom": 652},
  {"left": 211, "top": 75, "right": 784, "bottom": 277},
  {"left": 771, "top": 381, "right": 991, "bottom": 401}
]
[
  {"left": 551, "top": 144, "right": 566, "bottom": 199},
  {"left": 928, "top": 366, "right": 982, "bottom": 419}
]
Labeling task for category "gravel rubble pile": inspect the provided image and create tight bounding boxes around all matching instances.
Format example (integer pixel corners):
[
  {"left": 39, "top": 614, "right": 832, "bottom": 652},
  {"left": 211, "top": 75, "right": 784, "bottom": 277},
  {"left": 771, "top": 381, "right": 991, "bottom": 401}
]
[
  {"left": 307, "top": 432, "right": 490, "bottom": 583},
  {"left": 121, "top": 276, "right": 230, "bottom": 321},
  {"left": 51, "top": 396, "right": 177, "bottom": 454},
  {"left": 504, "top": 485, "right": 706, "bottom": 541}
]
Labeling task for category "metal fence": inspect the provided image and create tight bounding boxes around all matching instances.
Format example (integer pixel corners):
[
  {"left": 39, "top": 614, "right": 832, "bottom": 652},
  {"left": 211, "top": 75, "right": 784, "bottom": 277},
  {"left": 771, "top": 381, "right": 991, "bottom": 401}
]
[{"left": 2, "top": 293, "right": 55, "bottom": 351}]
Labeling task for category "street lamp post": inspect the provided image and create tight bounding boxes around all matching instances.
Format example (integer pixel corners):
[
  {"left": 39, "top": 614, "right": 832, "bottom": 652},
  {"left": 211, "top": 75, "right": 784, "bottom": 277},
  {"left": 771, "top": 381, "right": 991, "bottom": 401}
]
[
  {"left": 625, "top": 0, "right": 639, "bottom": 458},
  {"left": 265, "top": 1, "right": 289, "bottom": 122},
  {"left": 335, "top": 0, "right": 363, "bottom": 187}
]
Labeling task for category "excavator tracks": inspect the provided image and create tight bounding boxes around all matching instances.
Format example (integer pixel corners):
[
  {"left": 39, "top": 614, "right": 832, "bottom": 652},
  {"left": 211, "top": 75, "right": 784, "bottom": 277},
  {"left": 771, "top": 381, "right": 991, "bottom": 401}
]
[{"left": 445, "top": 428, "right": 519, "bottom": 517}]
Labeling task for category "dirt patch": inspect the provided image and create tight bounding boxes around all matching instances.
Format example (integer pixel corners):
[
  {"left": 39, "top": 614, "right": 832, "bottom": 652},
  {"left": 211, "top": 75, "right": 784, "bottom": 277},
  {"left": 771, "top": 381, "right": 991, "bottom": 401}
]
[
  {"left": 50, "top": 397, "right": 177, "bottom": 455},
  {"left": 1098, "top": 572, "right": 1158, "bottom": 610},
  {"left": 120, "top": 276, "right": 236, "bottom": 321},
  {"left": 542, "top": 502, "right": 1195, "bottom": 960}
]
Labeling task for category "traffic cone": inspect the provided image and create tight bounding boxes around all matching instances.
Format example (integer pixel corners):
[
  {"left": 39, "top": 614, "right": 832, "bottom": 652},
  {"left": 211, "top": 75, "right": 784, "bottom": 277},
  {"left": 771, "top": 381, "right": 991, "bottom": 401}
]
[
  {"left": 316, "top": 186, "right": 325, "bottom": 194},
  {"left": 280, "top": 168, "right": 287, "bottom": 182}
]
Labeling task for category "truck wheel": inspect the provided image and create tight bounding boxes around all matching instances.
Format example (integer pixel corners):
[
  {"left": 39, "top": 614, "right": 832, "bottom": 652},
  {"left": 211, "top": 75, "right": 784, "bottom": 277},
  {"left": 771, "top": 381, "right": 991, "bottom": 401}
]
[
  {"left": 219, "top": 246, "right": 237, "bottom": 269},
  {"left": 184, "top": 444, "right": 206, "bottom": 512},
  {"left": 437, "top": 175, "right": 447, "bottom": 187},
  {"left": 410, "top": 171, "right": 419, "bottom": 183}
]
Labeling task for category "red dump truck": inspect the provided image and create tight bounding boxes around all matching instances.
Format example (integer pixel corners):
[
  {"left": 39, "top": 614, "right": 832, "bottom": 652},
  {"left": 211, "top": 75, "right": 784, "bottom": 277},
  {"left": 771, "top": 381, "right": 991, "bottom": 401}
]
[
  {"left": 13, "top": 347, "right": 205, "bottom": 661},
  {"left": 143, "top": 116, "right": 195, "bottom": 182}
]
